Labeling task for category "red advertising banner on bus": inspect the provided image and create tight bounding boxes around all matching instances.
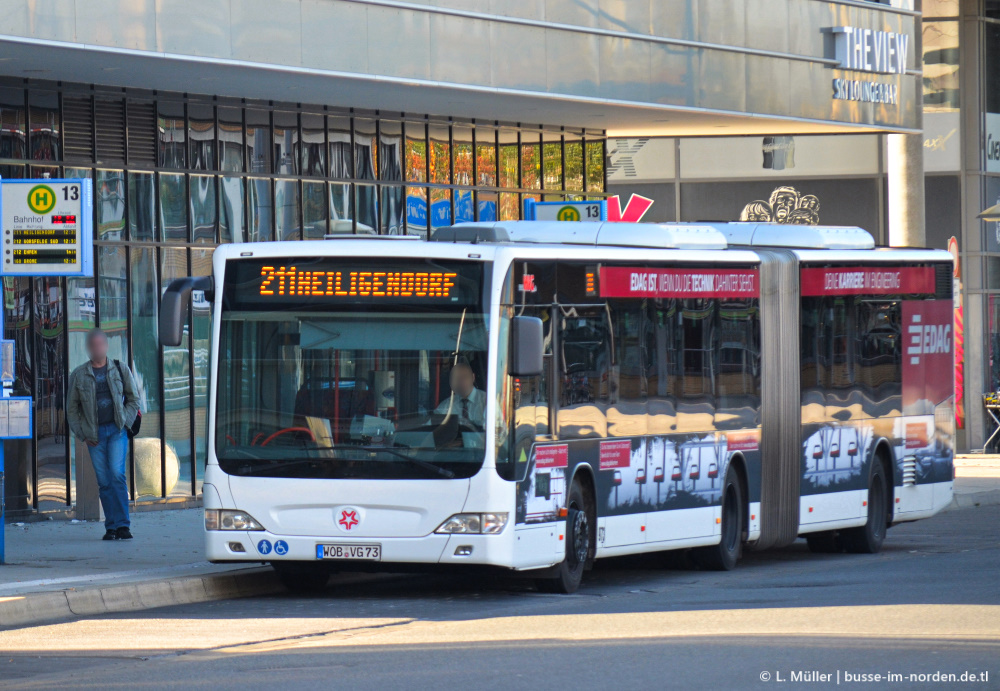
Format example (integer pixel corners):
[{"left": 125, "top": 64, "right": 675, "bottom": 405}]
[
  {"left": 801, "top": 266, "right": 935, "bottom": 296},
  {"left": 535, "top": 444, "right": 569, "bottom": 469},
  {"left": 902, "top": 299, "right": 954, "bottom": 411},
  {"left": 599, "top": 267, "right": 758, "bottom": 299}
]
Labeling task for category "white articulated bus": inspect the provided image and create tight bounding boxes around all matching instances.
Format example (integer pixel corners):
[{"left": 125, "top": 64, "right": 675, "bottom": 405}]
[{"left": 160, "top": 221, "right": 955, "bottom": 593}]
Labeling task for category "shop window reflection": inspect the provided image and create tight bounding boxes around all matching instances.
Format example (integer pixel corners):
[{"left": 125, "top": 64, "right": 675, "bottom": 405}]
[
  {"left": 273, "top": 111, "right": 298, "bottom": 175},
  {"left": 96, "top": 170, "right": 126, "bottom": 241},
  {"left": 0, "top": 87, "right": 26, "bottom": 160},
  {"left": 355, "top": 118, "right": 377, "bottom": 180},
  {"left": 300, "top": 113, "right": 326, "bottom": 177},
  {"left": 28, "top": 91, "right": 60, "bottom": 162},
  {"left": 565, "top": 140, "right": 584, "bottom": 192},
  {"left": 190, "top": 175, "right": 217, "bottom": 244},
  {"left": 218, "top": 107, "right": 243, "bottom": 173},
  {"left": 381, "top": 185, "right": 405, "bottom": 234},
  {"left": 33, "top": 277, "right": 68, "bottom": 510},
  {"left": 406, "top": 122, "right": 427, "bottom": 183},
  {"left": 429, "top": 125, "right": 450, "bottom": 185},
  {"left": 380, "top": 120, "right": 403, "bottom": 181},
  {"left": 220, "top": 176, "right": 245, "bottom": 243},
  {"left": 405, "top": 186, "right": 428, "bottom": 236},
  {"left": 246, "top": 109, "right": 271, "bottom": 174},
  {"left": 128, "top": 172, "right": 156, "bottom": 241},
  {"left": 586, "top": 141, "right": 605, "bottom": 193},
  {"left": 356, "top": 182, "right": 378, "bottom": 233},
  {"left": 923, "top": 21, "right": 960, "bottom": 111},
  {"left": 543, "top": 137, "right": 563, "bottom": 191},
  {"left": 430, "top": 187, "right": 452, "bottom": 228},
  {"left": 330, "top": 182, "right": 354, "bottom": 234},
  {"left": 188, "top": 104, "right": 216, "bottom": 171},
  {"left": 329, "top": 116, "right": 352, "bottom": 179},
  {"left": 161, "top": 248, "right": 191, "bottom": 498},
  {"left": 303, "top": 181, "right": 328, "bottom": 239},
  {"left": 522, "top": 134, "right": 541, "bottom": 189},
  {"left": 159, "top": 173, "right": 189, "bottom": 241},
  {"left": 158, "top": 101, "right": 186, "bottom": 169},
  {"left": 247, "top": 178, "right": 273, "bottom": 242},
  {"left": 275, "top": 179, "right": 302, "bottom": 240}
]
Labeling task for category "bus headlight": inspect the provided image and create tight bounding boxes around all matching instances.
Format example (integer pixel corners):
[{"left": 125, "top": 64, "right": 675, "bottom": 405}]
[
  {"left": 435, "top": 513, "right": 508, "bottom": 535},
  {"left": 205, "top": 509, "right": 265, "bottom": 532}
]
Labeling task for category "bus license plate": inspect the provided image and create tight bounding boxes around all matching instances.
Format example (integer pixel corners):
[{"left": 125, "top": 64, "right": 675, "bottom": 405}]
[{"left": 317, "top": 544, "right": 381, "bottom": 561}]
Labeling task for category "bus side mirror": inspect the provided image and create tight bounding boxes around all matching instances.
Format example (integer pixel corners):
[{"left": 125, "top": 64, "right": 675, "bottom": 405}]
[
  {"left": 160, "top": 276, "right": 214, "bottom": 347},
  {"left": 510, "top": 316, "right": 544, "bottom": 377}
]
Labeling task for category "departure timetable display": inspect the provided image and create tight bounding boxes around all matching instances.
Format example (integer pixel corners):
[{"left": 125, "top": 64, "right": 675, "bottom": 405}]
[{"left": 1, "top": 178, "right": 93, "bottom": 277}]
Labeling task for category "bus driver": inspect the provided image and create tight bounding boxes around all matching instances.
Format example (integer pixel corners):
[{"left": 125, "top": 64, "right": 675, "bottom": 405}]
[{"left": 434, "top": 359, "right": 486, "bottom": 429}]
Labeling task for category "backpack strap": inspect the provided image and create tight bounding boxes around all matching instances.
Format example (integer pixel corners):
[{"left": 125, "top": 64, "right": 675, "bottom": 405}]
[{"left": 113, "top": 359, "right": 126, "bottom": 401}]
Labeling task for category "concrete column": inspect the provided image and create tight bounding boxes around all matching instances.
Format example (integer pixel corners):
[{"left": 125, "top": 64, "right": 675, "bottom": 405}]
[
  {"left": 886, "top": 132, "right": 926, "bottom": 248},
  {"left": 74, "top": 438, "right": 102, "bottom": 521}
]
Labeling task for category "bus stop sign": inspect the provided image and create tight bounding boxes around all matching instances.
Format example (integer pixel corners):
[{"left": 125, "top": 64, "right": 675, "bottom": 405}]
[{"left": 1, "top": 178, "right": 94, "bottom": 277}]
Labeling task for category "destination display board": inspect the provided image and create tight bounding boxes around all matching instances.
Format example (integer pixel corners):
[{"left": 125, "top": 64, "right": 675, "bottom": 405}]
[{"left": 1, "top": 178, "right": 94, "bottom": 277}]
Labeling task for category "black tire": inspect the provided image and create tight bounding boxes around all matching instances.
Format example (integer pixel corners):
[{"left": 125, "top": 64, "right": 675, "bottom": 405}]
[
  {"left": 841, "top": 456, "right": 889, "bottom": 554},
  {"left": 805, "top": 531, "right": 841, "bottom": 553},
  {"left": 272, "top": 562, "right": 331, "bottom": 593},
  {"left": 694, "top": 468, "right": 744, "bottom": 571},
  {"left": 536, "top": 480, "right": 594, "bottom": 594}
]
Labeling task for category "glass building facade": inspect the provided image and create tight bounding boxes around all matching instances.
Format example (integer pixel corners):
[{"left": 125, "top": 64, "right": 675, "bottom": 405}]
[
  {"left": 606, "top": 0, "right": 1000, "bottom": 451},
  {"left": 0, "top": 81, "right": 607, "bottom": 516}
]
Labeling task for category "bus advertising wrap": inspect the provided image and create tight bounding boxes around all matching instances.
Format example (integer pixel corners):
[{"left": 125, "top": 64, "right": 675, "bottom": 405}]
[
  {"left": 599, "top": 267, "right": 759, "bottom": 299},
  {"left": 800, "top": 266, "right": 936, "bottom": 296}
]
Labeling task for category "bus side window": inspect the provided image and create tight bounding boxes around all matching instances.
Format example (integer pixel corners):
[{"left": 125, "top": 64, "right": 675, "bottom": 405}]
[
  {"left": 855, "top": 300, "right": 901, "bottom": 417},
  {"left": 674, "top": 298, "right": 716, "bottom": 433},
  {"left": 608, "top": 300, "right": 649, "bottom": 438},
  {"left": 715, "top": 297, "right": 761, "bottom": 430},
  {"left": 558, "top": 307, "right": 612, "bottom": 439}
]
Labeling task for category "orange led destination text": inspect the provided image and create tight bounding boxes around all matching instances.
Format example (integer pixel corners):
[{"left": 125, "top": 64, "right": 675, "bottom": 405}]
[{"left": 259, "top": 266, "right": 459, "bottom": 299}]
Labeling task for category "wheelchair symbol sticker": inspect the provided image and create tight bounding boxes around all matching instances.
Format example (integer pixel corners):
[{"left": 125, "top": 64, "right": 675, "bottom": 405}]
[
  {"left": 257, "top": 539, "right": 272, "bottom": 555},
  {"left": 274, "top": 540, "right": 289, "bottom": 556}
]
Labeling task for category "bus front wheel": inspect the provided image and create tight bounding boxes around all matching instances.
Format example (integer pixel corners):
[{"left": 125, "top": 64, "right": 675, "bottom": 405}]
[{"left": 536, "top": 480, "right": 594, "bottom": 594}]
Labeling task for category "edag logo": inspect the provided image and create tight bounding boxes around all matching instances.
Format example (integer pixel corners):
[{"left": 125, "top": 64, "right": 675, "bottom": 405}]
[{"left": 906, "top": 313, "right": 951, "bottom": 365}]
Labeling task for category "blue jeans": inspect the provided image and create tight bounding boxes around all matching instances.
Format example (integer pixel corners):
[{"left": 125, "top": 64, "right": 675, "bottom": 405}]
[{"left": 89, "top": 423, "right": 130, "bottom": 530}]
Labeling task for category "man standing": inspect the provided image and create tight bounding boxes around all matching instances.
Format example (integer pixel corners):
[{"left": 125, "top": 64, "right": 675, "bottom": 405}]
[{"left": 67, "top": 329, "right": 140, "bottom": 540}]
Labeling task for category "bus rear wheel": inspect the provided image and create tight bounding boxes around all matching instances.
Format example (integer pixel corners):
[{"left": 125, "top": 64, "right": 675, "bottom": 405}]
[
  {"left": 841, "top": 457, "right": 889, "bottom": 554},
  {"left": 536, "top": 480, "right": 594, "bottom": 594},
  {"left": 694, "top": 469, "right": 744, "bottom": 571}
]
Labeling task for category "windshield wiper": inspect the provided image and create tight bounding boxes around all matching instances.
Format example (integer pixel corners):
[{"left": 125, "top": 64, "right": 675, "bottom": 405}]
[{"left": 331, "top": 445, "right": 455, "bottom": 479}]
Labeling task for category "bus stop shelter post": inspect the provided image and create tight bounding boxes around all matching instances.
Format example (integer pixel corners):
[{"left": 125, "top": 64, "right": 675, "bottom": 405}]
[{"left": 1, "top": 299, "right": 5, "bottom": 565}]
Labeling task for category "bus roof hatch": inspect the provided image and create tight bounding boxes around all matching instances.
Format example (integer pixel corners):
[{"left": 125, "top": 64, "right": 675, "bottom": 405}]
[{"left": 711, "top": 223, "right": 875, "bottom": 250}]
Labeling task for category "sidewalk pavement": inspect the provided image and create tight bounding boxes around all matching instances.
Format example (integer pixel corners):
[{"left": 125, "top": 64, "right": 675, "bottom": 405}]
[
  {"left": 0, "top": 509, "right": 281, "bottom": 629},
  {"left": 2, "top": 456, "right": 999, "bottom": 630}
]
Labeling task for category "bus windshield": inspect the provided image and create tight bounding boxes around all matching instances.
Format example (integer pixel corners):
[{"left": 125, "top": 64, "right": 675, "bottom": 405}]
[{"left": 216, "top": 257, "right": 489, "bottom": 479}]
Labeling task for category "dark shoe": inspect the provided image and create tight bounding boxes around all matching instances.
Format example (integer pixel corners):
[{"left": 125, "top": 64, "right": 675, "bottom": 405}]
[
  {"left": 116, "top": 527, "right": 133, "bottom": 540},
  {"left": 103, "top": 530, "right": 117, "bottom": 541}
]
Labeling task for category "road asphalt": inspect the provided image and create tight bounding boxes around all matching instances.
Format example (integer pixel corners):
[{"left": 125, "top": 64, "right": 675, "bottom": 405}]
[
  {"left": 0, "top": 455, "right": 997, "bottom": 629},
  {"left": 1, "top": 504, "right": 997, "bottom": 690}
]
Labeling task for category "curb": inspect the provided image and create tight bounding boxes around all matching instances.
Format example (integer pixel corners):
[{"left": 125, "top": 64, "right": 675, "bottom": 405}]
[
  {"left": 0, "top": 566, "right": 282, "bottom": 629},
  {"left": 947, "top": 490, "right": 1000, "bottom": 511}
]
